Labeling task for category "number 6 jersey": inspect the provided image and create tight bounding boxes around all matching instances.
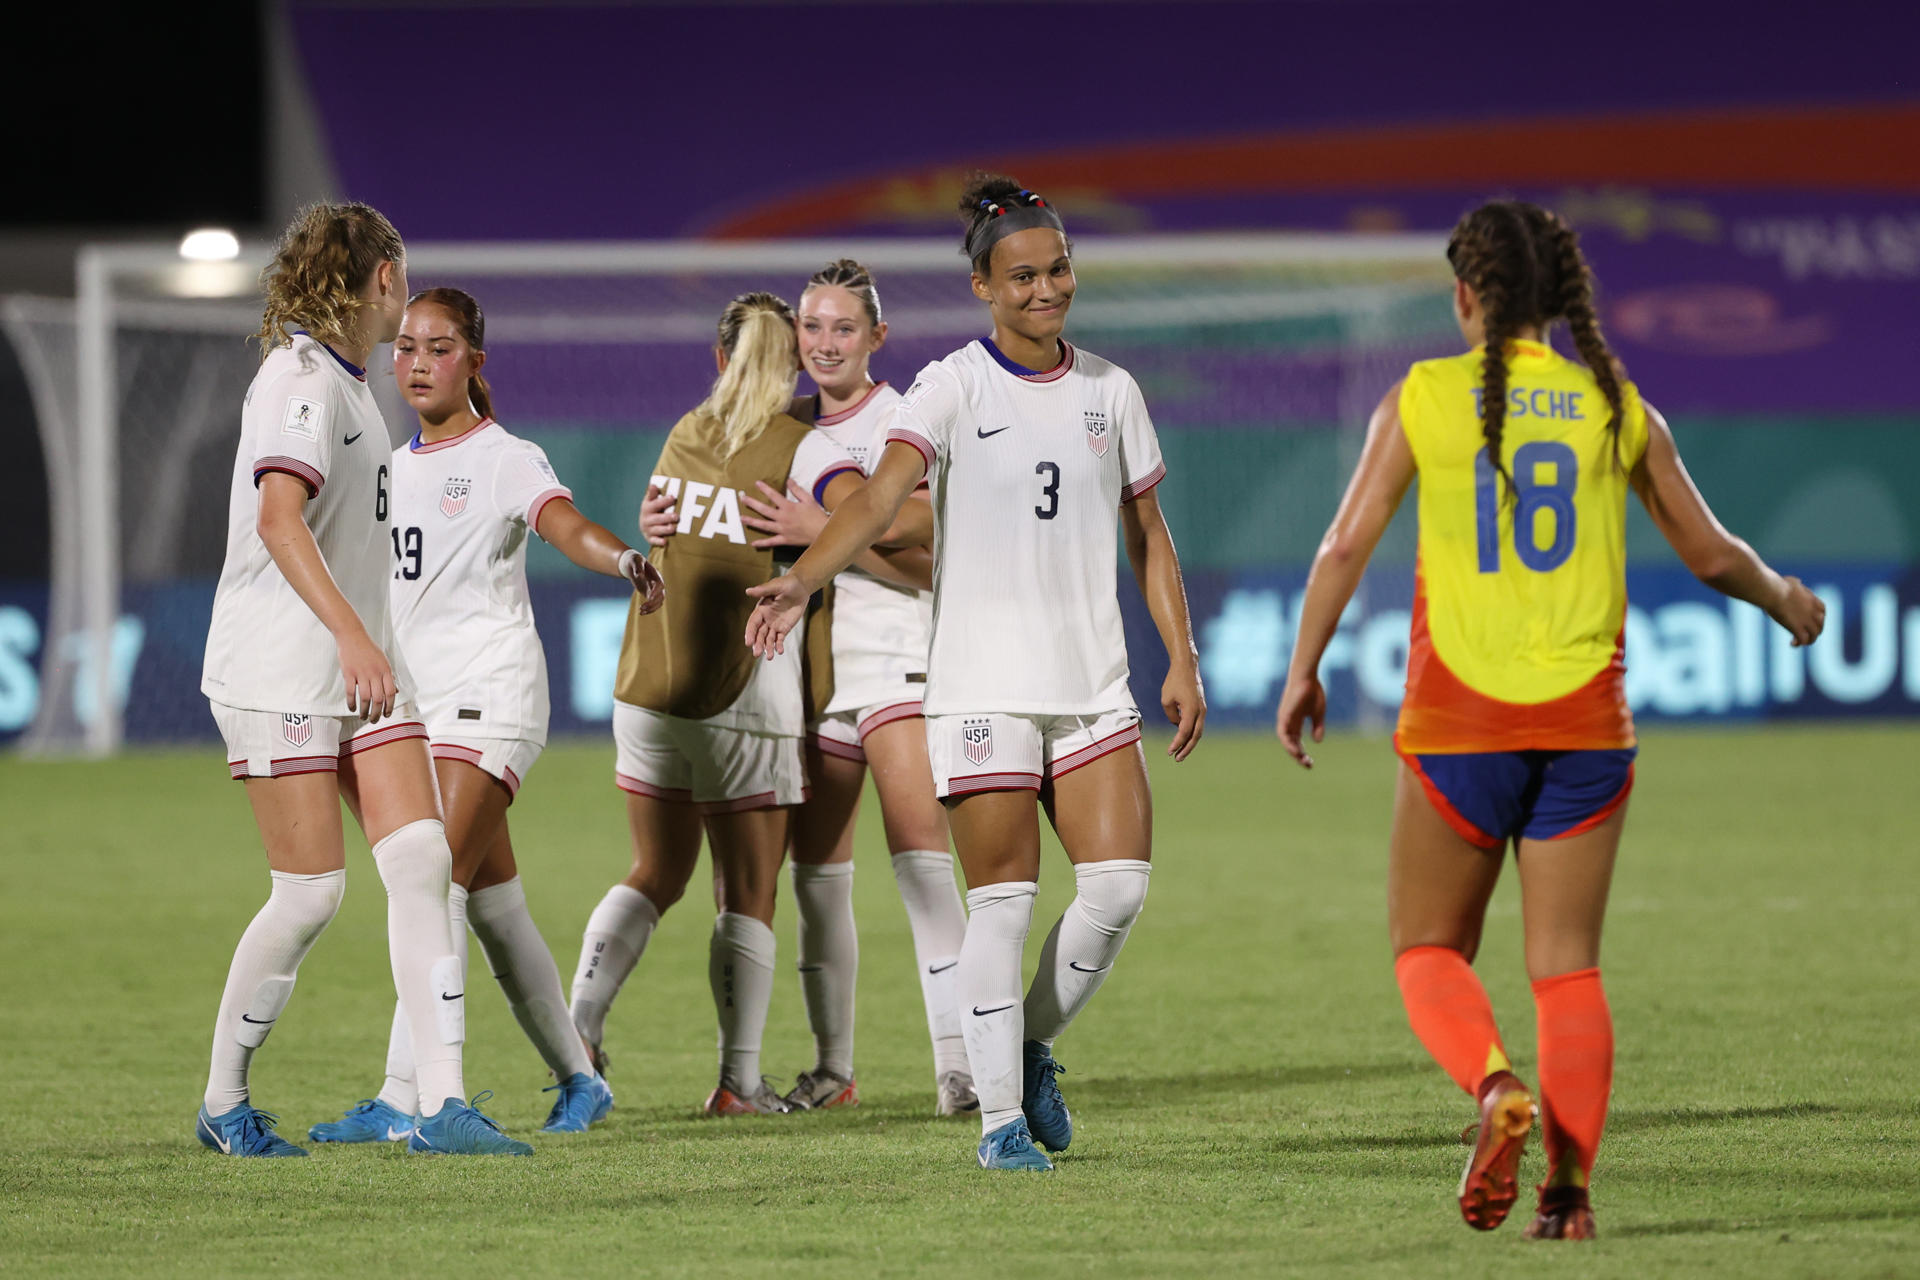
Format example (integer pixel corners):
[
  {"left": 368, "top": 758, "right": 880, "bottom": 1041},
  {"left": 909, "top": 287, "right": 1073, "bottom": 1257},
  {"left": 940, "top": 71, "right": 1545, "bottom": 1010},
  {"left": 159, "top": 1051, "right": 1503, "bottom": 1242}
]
[
  {"left": 202, "top": 334, "right": 396, "bottom": 714},
  {"left": 388, "top": 418, "right": 573, "bottom": 744},
  {"left": 884, "top": 338, "right": 1166, "bottom": 717}
]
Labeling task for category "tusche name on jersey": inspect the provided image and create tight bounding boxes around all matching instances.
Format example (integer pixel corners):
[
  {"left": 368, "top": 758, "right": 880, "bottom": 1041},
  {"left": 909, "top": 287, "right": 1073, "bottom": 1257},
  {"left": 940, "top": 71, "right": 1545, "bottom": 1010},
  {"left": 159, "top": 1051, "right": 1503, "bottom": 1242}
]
[{"left": 649, "top": 475, "right": 749, "bottom": 544}]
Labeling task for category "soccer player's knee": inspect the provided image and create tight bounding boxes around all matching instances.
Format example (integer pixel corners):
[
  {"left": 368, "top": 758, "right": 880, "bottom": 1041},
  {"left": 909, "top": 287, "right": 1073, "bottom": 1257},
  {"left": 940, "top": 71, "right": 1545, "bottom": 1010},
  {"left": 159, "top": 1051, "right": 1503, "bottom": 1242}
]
[
  {"left": 267, "top": 867, "right": 345, "bottom": 944},
  {"left": 1073, "top": 859, "right": 1151, "bottom": 933},
  {"left": 371, "top": 818, "right": 452, "bottom": 898}
]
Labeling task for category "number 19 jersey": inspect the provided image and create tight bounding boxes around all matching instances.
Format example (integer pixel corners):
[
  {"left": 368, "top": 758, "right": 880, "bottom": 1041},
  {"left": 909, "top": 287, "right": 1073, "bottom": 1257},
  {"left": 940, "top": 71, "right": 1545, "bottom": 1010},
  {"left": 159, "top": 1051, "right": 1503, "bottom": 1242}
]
[
  {"left": 885, "top": 338, "right": 1166, "bottom": 717},
  {"left": 1396, "top": 339, "right": 1649, "bottom": 753}
]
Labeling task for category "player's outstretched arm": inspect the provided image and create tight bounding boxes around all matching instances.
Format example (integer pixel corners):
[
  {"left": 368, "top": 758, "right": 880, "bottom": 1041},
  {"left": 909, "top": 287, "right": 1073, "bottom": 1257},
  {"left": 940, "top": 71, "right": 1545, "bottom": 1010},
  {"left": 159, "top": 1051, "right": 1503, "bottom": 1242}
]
[
  {"left": 1630, "top": 404, "right": 1824, "bottom": 646},
  {"left": 743, "top": 480, "right": 934, "bottom": 588},
  {"left": 537, "top": 497, "right": 665, "bottom": 614},
  {"left": 256, "top": 471, "right": 395, "bottom": 721},
  {"left": 744, "top": 441, "right": 922, "bottom": 658},
  {"left": 1121, "top": 489, "right": 1206, "bottom": 761},
  {"left": 1276, "top": 383, "right": 1415, "bottom": 768}
]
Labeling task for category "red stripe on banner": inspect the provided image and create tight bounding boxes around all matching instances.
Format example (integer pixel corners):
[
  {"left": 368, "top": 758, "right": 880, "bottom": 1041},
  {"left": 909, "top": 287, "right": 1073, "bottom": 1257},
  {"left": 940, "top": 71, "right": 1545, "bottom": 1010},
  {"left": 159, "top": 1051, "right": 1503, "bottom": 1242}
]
[
  {"left": 340, "top": 721, "right": 427, "bottom": 756},
  {"left": 615, "top": 773, "right": 694, "bottom": 802},
  {"left": 945, "top": 771, "right": 1043, "bottom": 796},
  {"left": 253, "top": 457, "right": 324, "bottom": 497},
  {"left": 1050, "top": 723, "right": 1143, "bottom": 779},
  {"left": 884, "top": 430, "right": 934, "bottom": 477},
  {"left": 815, "top": 735, "right": 866, "bottom": 763},
  {"left": 856, "top": 701, "right": 924, "bottom": 740},
  {"left": 1120, "top": 461, "right": 1167, "bottom": 503}
]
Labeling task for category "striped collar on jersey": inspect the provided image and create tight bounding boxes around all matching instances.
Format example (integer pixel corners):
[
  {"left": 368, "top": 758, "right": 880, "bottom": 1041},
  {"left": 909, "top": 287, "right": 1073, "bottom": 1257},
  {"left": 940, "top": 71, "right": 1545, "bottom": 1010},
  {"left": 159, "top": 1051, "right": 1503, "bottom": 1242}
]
[
  {"left": 813, "top": 381, "right": 891, "bottom": 426},
  {"left": 980, "top": 335, "right": 1074, "bottom": 384},
  {"left": 409, "top": 417, "right": 497, "bottom": 453},
  {"left": 291, "top": 330, "right": 367, "bottom": 381}
]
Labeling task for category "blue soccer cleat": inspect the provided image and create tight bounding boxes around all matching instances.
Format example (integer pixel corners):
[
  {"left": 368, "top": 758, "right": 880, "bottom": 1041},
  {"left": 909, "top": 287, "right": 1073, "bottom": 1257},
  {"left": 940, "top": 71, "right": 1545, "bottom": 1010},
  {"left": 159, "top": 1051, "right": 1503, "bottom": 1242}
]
[
  {"left": 307, "top": 1098, "right": 417, "bottom": 1145},
  {"left": 1022, "top": 1040, "right": 1073, "bottom": 1153},
  {"left": 407, "top": 1093, "right": 534, "bottom": 1156},
  {"left": 196, "top": 1103, "right": 307, "bottom": 1158},
  {"left": 540, "top": 1073, "right": 614, "bottom": 1134},
  {"left": 977, "top": 1116, "right": 1054, "bottom": 1171}
]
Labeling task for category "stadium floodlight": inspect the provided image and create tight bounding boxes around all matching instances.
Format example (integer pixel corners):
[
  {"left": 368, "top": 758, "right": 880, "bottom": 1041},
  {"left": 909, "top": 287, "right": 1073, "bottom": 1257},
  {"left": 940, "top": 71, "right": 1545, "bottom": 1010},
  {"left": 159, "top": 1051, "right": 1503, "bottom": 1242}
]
[{"left": 178, "top": 229, "right": 240, "bottom": 261}]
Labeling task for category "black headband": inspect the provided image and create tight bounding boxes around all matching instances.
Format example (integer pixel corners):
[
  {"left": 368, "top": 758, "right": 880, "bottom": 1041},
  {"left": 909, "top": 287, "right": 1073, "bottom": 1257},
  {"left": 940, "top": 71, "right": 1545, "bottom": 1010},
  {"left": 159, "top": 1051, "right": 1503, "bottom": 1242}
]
[{"left": 966, "top": 192, "right": 1066, "bottom": 267}]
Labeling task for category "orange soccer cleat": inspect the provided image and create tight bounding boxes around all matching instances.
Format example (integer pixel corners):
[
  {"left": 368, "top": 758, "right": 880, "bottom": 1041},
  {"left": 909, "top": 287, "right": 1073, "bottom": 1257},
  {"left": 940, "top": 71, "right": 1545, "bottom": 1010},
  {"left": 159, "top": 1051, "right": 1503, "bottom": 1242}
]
[
  {"left": 702, "top": 1079, "right": 792, "bottom": 1117},
  {"left": 1523, "top": 1184, "right": 1597, "bottom": 1240},
  {"left": 1457, "top": 1069, "right": 1534, "bottom": 1230}
]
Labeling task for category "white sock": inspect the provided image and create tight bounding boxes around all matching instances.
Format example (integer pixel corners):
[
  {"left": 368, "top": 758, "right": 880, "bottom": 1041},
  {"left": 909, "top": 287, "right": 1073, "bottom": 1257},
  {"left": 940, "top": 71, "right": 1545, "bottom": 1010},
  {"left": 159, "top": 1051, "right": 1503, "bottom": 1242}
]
[
  {"left": 203, "top": 869, "right": 344, "bottom": 1114},
  {"left": 570, "top": 884, "right": 660, "bottom": 1049},
  {"left": 710, "top": 912, "right": 777, "bottom": 1095},
  {"left": 1024, "top": 860, "right": 1151, "bottom": 1047},
  {"left": 891, "top": 849, "right": 969, "bottom": 1078},
  {"left": 373, "top": 819, "right": 464, "bottom": 1117},
  {"left": 792, "top": 862, "right": 857, "bottom": 1080},
  {"left": 377, "top": 884, "right": 469, "bottom": 1114},
  {"left": 469, "top": 877, "right": 594, "bottom": 1081},
  {"left": 958, "top": 881, "right": 1036, "bottom": 1134}
]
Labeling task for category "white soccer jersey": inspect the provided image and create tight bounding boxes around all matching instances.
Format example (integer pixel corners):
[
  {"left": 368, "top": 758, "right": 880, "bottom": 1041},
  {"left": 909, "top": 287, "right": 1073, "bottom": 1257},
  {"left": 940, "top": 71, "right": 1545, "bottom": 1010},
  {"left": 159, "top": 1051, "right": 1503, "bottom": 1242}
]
[
  {"left": 807, "top": 382, "right": 935, "bottom": 715},
  {"left": 389, "top": 418, "right": 573, "bottom": 743},
  {"left": 885, "top": 338, "right": 1167, "bottom": 716},
  {"left": 203, "top": 334, "right": 397, "bottom": 714}
]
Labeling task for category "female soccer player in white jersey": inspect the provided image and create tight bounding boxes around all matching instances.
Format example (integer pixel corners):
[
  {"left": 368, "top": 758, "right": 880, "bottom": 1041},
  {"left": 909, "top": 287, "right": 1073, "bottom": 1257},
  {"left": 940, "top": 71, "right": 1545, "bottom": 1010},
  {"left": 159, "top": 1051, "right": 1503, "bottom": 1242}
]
[
  {"left": 306, "top": 288, "right": 664, "bottom": 1147},
  {"left": 745, "top": 176, "right": 1207, "bottom": 1170},
  {"left": 197, "top": 204, "right": 530, "bottom": 1157},
  {"left": 571, "top": 292, "right": 926, "bottom": 1116},
  {"left": 640, "top": 260, "right": 974, "bottom": 1116}
]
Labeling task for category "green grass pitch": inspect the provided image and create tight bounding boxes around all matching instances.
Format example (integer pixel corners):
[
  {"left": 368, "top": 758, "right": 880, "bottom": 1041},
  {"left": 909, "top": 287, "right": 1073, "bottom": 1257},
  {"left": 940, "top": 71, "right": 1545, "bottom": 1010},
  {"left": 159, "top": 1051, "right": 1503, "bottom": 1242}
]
[{"left": 2, "top": 726, "right": 1916, "bottom": 1278}]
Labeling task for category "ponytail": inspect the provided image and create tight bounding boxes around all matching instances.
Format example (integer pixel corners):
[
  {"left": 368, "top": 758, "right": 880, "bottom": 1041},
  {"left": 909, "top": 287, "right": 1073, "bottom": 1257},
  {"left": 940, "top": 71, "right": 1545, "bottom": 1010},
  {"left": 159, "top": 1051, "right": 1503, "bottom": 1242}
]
[{"left": 696, "top": 292, "right": 798, "bottom": 460}]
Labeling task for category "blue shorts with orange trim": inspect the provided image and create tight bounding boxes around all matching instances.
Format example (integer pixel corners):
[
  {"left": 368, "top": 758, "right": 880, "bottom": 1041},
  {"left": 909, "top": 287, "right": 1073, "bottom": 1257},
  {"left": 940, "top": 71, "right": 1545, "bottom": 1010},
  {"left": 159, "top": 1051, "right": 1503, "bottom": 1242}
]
[{"left": 1399, "top": 747, "right": 1637, "bottom": 850}]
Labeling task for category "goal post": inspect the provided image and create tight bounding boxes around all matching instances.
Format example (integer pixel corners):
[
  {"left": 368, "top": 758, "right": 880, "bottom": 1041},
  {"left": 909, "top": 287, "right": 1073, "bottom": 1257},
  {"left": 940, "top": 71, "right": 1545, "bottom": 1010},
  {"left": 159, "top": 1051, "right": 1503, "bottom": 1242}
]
[{"left": 14, "top": 233, "right": 1453, "bottom": 756}]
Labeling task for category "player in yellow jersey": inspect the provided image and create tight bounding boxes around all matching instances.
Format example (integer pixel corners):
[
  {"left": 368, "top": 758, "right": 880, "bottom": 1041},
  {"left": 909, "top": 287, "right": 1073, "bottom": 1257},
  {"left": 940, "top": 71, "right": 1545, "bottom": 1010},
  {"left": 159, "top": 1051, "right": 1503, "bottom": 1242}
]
[{"left": 1275, "top": 201, "right": 1825, "bottom": 1238}]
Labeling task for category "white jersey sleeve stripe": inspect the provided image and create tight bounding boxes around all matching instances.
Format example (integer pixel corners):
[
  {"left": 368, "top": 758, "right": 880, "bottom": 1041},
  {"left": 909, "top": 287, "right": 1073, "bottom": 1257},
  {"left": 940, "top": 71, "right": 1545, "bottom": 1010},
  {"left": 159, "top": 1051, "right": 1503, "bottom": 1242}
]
[
  {"left": 1120, "top": 460, "right": 1167, "bottom": 503},
  {"left": 254, "top": 455, "right": 325, "bottom": 496},
  {"left": 526, "top": 486, "right": 573, "bottom": 533},
  {"left": 884, "top": 429, "right": 934, "bottom": 477}
]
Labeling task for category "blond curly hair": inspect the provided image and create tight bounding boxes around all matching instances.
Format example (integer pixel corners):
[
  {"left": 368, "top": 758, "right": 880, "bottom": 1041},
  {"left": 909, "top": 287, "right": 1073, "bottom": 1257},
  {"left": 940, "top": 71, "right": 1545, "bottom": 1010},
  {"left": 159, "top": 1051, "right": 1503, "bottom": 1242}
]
[{"left": 255, "top": 202, "right": 404, "bottom": 358}]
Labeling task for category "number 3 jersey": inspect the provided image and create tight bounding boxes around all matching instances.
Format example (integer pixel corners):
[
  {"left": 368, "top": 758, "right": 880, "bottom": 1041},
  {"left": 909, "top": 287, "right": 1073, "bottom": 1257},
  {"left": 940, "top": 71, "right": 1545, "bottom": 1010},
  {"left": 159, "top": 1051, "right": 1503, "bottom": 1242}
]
[
  {"left": 388, "top": 418, "right": 573, "bottom": 743},
  {"left": 1396, "top": 339, "right": 1649, "bottom": 753},
  {"left": 203, "top": 334, "right": 395, "bottom": 714},
  {"left": 885, "top": 338, "right": 1166, "bottom": 717}
]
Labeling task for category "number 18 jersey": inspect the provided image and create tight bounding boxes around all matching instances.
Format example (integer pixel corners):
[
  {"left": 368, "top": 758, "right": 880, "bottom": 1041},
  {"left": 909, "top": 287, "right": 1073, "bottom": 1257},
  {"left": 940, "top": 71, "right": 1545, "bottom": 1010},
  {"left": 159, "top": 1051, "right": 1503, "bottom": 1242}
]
[
  {"left": 1396, "top": 339, "right": 1649, "bottom": 753},
  {"left": 886, "top": 338, "right": 1166, "bottom": 717}
]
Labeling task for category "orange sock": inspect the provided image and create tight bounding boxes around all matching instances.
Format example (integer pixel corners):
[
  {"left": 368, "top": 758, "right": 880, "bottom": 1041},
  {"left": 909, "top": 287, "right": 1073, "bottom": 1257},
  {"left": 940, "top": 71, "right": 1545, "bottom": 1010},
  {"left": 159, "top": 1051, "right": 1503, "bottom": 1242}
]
[
  {"left": 1394, "top": 945, "right": 1511, "bottom": 1096},
  {"left": 1532, "top": 967, "right": 1613, "bottom": 1185}
]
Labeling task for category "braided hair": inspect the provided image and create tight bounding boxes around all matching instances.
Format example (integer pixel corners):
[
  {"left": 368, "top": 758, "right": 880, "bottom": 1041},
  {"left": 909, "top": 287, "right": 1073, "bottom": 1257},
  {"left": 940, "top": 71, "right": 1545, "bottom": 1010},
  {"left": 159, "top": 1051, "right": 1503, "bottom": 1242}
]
[{"left": 1445, "top": 200, "right": 1626, "bottom": 500}]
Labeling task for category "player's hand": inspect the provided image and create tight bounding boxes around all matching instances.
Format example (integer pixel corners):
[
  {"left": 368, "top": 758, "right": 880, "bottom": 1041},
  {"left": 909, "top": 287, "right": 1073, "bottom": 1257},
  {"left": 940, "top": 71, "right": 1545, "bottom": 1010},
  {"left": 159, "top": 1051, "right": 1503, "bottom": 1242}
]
[
  {"left": 742, "top": 480, "right": 828, "bottom": 550},
  {"left": 1162, "top": 663, "right": 1206, "bottom": 762},
  {"left": 1769, "top": 576, "right": 1826, "bottom": 647},
  {"left": 338, "top": 628, "right": 397, "bottom": 724},
  {"left": 1275, "top": 673, "right": 1325, "bottom": 769},
  {"left": 619, "top": 548, "right": 667, "bottom": 615},
  {"left": 743, "top": 575, "right": 812, "bottom": 658},
  {"left": 639, "top": 484, "right": 678, "bottom": 545}
]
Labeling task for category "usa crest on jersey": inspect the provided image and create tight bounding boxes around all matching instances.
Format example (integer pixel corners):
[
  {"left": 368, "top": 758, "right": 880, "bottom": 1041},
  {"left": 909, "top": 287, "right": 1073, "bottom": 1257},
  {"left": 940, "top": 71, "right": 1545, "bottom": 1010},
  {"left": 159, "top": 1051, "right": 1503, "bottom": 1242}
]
[
  {"left": 962, "top": 717, "right": 994, "bottom": 766},
  {"left": 1084, "top": 410, "right": 1110, "bottom": 458},
  {"left": 440, "top": 478, "right": 472, "bottom": 518},
  {"left": 282, "top": 713, "right": 313, "bottom": 747}
]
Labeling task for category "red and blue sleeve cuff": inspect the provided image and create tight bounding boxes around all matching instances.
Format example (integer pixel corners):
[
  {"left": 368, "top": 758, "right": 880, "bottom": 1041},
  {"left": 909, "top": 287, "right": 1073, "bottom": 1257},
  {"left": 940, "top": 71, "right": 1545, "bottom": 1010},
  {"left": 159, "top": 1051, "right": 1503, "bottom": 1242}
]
[
  {"left": 812, "top": 464, "right": 864, "bottom": 507},
  {"left": 884, "top": 429, "right": 935, "bottom": 479},
  {"left": 1120, "top": 460, "right": 1166, "bottom": 503},
  {"left": 253, "top": 456, "right": 324, "bottom": 497}
]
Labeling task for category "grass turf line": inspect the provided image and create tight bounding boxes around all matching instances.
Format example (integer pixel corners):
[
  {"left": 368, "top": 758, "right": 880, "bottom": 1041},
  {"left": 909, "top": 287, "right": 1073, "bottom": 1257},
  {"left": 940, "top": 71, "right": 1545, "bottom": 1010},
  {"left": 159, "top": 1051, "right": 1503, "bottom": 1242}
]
[{"left": 1, "top": 726, "right": 1915, "bottom": 1278}]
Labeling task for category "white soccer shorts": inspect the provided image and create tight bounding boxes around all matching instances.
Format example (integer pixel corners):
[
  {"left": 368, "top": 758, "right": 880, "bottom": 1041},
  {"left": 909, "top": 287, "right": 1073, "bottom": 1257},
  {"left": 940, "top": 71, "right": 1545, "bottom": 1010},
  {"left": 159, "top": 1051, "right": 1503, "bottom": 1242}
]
[
  {"left": 926, "top": 707, "right": 1143, "bottom": 799},
  {"left": 612, "top": 701, "right": 808, "bottom": 813},
  {"left": 812, "top": 696, "right": 925, "bottom": 764},
  {"left": 211, "top": 699, "right": 426, "bottom": 780},
  {"left": 429, "top": 735, "right": 543, "bottom": 801}
]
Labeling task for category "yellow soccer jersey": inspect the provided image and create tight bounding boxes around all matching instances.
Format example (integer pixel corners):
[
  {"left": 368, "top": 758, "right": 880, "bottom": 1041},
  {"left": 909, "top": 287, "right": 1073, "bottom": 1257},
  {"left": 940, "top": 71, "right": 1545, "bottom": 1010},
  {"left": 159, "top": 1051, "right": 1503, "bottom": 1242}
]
[{"left": 1395, "top": 340, "right": 1647, "bottom": 751}]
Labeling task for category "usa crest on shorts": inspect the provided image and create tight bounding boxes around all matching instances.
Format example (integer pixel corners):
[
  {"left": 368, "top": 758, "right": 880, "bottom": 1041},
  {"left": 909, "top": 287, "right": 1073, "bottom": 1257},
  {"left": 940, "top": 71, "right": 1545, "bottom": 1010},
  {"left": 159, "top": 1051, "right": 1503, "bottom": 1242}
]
[
  {"left": 440, "top": 478, "right": 472, "bottom": 518},
  {"left": 962, "top": 717, "right": 994, "bottom": 766},
  {"left": 282, "top": 713, "right": 313, "bottom": 748},
  {"left": 1084, "top": 410, "right": 1110, "bottom": 458}
]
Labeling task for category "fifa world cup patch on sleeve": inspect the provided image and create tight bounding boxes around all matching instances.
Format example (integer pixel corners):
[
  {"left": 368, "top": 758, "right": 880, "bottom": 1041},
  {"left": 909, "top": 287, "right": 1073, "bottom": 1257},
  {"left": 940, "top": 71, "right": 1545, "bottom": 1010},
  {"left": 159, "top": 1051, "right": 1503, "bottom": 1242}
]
[
  {"left": 528, "top": 455, "right": 558, "bottom": 483},
  {"left": 282, "top": 397, "right": 325, "bottom": 441}
]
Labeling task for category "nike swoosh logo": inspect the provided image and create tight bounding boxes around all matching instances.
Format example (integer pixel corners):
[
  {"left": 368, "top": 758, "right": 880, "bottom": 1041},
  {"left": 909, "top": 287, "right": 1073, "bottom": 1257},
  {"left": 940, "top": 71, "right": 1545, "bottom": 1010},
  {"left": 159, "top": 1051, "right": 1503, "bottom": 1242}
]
[
  {"left": 972, "top": 1002, "right": 1015, "bottom": 1016},
  {"left": 976, "top": 425, "right": 1012, "bottom": 439},
  {"left": 205, "top": 1122, "right": 232, "bottom": 1154},
  {"left": 440, "top": 992, "right": 463, "bottom": 1001},
  {"left": 1068, "top": 962, "right": 1110, "bottom": 974},
  {"left": 343, "top": 432, "right": 363, "bottom": 445},
  {"left": 239, "top": 1014, "right": 274, "bottom": 1025},
  {"left": 928, "top": 961, "right": 958, "bottom": 974},
  {"left": 386, "top": 1126, "right": 410, "bottom": 1141}
]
